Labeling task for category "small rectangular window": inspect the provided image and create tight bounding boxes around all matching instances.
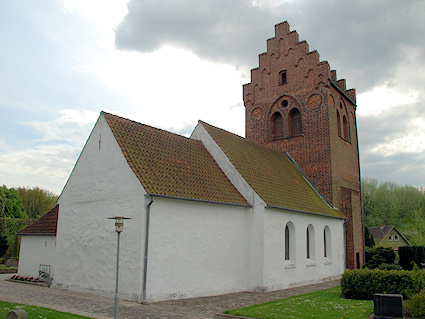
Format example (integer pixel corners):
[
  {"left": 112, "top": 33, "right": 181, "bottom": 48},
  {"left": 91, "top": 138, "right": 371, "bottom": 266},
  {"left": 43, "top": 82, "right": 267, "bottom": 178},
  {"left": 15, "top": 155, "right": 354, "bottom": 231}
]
[{"left": 279, "top": 71, "right": 287, "bottom": 85}]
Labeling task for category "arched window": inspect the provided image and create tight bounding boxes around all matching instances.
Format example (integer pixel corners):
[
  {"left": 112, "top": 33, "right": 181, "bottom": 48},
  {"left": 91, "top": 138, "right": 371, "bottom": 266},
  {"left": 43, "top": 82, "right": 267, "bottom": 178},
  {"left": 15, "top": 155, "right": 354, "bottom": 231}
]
[
  {"left": 343, "top": 115, "right": 349, "bottom": 141},
  {"left": 289, "top": 109, "right": 302, "bottom": 136},
  {"left": 336, "top": 111, "right": 341, "bottom": 137},
  {"left": 284, "top": 222, "right": 296, "bottom": 266},
  {"left": 285, "top": 225, "right": 290, "bottom": 260},
  {"left": 272, "top": 112, "right": 283, "bottom": 140},
  {"left": 324, "top": 226, "right": 331, "bottom": 260},
  {"left": 307, "top": 224, "right": 315, "bottom": 261}
]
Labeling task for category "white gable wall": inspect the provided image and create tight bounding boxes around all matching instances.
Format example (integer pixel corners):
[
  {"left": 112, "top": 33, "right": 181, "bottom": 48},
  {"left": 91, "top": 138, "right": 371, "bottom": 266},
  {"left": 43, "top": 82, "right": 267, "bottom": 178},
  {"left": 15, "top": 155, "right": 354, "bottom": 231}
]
[
  {"left": 145, "top": 197, "right": 250, "bottom": 301},
  {"left": 18, "top": 236, "right": 56, "bottom": 277},
  {"left": 54, "top": 114, "right": 147, "bottom": 301}
]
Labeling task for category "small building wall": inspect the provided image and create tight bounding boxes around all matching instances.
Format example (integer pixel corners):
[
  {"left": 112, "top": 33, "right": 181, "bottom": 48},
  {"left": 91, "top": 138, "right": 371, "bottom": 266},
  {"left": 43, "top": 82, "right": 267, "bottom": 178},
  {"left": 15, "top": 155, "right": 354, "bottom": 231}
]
[
  {"left": 18, "top": 236, "right": 57, "bottom": 277},
  {"left": 263, "top": 208, "right": 345, "bottom": 291}
]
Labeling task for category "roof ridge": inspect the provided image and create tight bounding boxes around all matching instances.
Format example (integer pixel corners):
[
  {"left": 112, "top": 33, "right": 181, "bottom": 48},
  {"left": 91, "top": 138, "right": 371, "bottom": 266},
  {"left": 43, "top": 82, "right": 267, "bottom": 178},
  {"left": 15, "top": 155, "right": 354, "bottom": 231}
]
[{"left": 103, "top": 111, "right": 196, "bottom": 142}]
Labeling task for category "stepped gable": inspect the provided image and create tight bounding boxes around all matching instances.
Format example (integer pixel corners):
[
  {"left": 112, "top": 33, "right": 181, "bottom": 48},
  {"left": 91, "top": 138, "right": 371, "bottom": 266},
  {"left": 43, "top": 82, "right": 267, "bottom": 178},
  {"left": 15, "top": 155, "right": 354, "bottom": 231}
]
[
  {"left": 102, "top": 112, "right": 248, "bottom": 206},
  {"left": 243, "top": 21, "right": 355, "bottom": 109},
  {"left": 200, "top": 121, "right": 344, "bottom": 219},
  {"left": 17, "top": 204, "right": 59, "bottom": 236}
]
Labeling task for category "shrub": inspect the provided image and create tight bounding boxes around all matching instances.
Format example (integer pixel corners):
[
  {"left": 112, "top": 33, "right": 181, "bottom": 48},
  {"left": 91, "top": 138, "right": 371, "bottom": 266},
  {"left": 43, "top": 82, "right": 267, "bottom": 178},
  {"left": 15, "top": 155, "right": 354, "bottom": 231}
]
[
  {"left": 378, "top": 263, "right": 402, "bottom": 271},
  {"left": 399, "top": 246, "right": 425, "bottom": 270},
  {"left": 364, "top": 247, "right": 396, "bottom": 268},
  {"left": 405, "top": 289, "right": 425, "bottom": 318},
  {"left": 341, "top": 268, "right": 420, "bottom": 300}
]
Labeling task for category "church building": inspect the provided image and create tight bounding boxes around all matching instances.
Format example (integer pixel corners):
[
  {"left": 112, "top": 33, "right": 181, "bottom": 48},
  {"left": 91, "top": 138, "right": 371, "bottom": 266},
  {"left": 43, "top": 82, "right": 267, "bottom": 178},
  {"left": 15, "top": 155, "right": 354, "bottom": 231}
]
[{"left": 17, "top": 21, "right": 364, "bottom": 302}]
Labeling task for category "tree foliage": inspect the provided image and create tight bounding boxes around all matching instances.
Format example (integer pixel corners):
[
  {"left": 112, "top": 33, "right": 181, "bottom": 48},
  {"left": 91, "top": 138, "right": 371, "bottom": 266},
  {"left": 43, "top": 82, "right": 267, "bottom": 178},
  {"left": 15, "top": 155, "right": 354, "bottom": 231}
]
[
  {"left": 17, "top": 186, "right": 58, "bottom": 219},
  {"left": 0, "top": 185, "right": 26, "bottom": 218},
  {"left": 362, "top": 177, "right": 425, "bottom": 245}
]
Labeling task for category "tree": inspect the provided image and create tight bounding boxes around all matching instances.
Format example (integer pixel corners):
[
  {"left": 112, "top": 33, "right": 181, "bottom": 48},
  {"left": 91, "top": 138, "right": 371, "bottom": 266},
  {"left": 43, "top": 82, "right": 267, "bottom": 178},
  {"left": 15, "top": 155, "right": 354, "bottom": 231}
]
[
  {"left": 0, "top": 185, "right": 27, "bottom": 218},
  {"left": 362, "top": 178, "right": 425, "bottom": 245},
  {"left": 17, "top": 186, "right": 57, "bottom": 219},
  {"left": 364, "top": 227, "right": 375, "bottom": 248}
]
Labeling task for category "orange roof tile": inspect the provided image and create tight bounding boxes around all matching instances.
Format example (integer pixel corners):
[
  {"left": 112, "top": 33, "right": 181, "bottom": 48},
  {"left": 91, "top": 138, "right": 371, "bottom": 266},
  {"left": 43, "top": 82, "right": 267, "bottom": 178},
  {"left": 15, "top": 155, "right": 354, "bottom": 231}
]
[
  {"left": 201, "top": 121, "right": 344, "bottom": 218},
  {"left": 103, "top": 112, "right": 248, "bottom": 206},
  {"left": 17, "top": 205, "right": 59, "bottom": 235}
]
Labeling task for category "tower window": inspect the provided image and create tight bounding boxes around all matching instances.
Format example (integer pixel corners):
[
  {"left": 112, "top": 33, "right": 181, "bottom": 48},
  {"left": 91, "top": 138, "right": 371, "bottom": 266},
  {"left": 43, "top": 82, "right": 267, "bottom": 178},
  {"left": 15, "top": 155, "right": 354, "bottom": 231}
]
[
  {"left": 279, "top": 71, "right": 287, "bottom": 85},
  {"left": 337, "top": 111, "right": 341, "bottom": 137},
  {"left": 343, "top": 115, "right": 350, "bottom": 141},
  {"left": 289, "top": 109, "right": 302, "bottom": 136},
  {"left": 272, "top": 112, "right": 283, "bottom": 140}
]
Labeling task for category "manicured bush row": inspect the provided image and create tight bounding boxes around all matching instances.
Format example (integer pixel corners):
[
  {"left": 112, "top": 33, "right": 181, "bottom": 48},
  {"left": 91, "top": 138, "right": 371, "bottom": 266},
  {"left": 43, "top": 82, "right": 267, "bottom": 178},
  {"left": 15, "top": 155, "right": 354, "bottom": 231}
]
[
  {"left": 398, "top": 246, "right": 425, "bottom": 270},
  {"left": 341, "top": 268, "right": 424, "bottom": 300}
]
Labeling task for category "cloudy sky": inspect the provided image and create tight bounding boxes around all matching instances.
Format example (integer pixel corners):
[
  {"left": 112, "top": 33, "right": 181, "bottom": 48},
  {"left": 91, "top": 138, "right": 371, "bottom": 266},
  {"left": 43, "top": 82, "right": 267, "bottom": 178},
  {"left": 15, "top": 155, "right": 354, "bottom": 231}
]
[{"left": 1, "top": 0, "right": 424, "bottom": 195}]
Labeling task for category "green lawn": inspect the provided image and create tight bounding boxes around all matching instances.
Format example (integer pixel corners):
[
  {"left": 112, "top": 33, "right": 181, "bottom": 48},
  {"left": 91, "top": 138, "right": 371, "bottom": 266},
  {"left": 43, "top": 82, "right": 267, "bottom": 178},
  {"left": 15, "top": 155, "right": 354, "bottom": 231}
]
[
  {"left": 0, "top": 301, "right": 94, "bottom": 319},
  {"left": 224, "top": 286, "right": 373, "bottom": 319}
]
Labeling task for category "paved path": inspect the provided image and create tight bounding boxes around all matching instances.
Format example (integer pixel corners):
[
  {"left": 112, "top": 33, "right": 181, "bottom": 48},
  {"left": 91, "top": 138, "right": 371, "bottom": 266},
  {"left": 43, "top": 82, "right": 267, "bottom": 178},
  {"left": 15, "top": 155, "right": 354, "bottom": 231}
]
[{"left": 0, "top": 274, "right": 339, "bottom": 318}]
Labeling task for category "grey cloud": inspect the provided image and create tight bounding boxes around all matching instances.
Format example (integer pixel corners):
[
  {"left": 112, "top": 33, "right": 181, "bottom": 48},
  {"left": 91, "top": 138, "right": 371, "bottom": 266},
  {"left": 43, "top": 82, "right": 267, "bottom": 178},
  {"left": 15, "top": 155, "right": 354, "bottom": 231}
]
[
  {"left": 358, "top": 93, "right": 425, "bottom": 186},
  {"left": 115, "top": 0, "right": 425, "bottom": 92}
]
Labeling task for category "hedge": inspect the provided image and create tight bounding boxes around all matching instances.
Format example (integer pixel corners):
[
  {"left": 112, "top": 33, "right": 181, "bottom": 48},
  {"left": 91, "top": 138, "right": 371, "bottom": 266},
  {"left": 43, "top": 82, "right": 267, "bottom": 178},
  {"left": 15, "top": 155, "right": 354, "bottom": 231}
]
[
  {"left": 398, "top": 246, "right": 425, "bottom": 270},
  {"left": 341, "top": 268, "right": 425, "bottom": 300}
]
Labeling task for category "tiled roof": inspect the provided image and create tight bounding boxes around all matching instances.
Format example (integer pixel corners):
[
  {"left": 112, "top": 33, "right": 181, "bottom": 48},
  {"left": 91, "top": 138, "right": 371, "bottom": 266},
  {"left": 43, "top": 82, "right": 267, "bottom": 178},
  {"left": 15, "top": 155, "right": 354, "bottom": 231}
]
[
  {"left": 368, "top": 225, "right": 394, "bottom": 245},
  {"left": 201, "top": 121, "right": 344, "bottom": 218},
  {"left": 17, "top": 205, "right": 59, "bottom": 236},
  {"left": 103, "top": 112, "right": 248, "bottom": 206}
]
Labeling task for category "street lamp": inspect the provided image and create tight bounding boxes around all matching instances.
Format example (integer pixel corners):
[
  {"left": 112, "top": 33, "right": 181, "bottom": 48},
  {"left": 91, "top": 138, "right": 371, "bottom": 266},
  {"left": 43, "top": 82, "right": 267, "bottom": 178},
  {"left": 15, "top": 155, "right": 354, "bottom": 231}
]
[{"left": 108, "top": 216, "right": 131, "bottom": 319}]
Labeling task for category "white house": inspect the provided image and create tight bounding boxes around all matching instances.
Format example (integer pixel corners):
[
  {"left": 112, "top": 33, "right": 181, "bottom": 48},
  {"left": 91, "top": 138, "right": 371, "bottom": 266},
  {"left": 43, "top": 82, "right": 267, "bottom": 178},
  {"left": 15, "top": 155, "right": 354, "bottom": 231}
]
[{"left": 17, "top": 205, "right": 58, "bottom": 279}]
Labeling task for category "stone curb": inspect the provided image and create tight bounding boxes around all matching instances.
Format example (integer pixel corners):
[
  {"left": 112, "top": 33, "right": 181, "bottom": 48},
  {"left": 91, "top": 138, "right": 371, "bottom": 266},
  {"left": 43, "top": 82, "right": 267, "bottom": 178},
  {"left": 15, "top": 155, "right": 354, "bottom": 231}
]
[{"left": 214, "top": 314, "right": 252, "bottom": 319}]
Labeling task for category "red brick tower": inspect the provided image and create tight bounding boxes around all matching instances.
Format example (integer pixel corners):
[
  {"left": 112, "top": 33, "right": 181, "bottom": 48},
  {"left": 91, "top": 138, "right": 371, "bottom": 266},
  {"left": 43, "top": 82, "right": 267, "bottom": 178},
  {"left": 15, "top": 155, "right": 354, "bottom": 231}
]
[{"left": 243, "top": 21, "right": 364, "bottom": 269}]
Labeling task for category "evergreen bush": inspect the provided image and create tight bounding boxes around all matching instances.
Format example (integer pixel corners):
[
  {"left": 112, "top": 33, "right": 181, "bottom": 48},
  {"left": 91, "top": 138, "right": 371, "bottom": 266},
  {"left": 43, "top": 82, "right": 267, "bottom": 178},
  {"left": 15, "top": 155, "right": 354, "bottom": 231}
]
[
  {"left": 405, "top": 289, "right": 425, "bottom": 318},
  {"left": 364, "top": 247, "right": 396, "bottom": 269},
  {"left": 398, "top": 246, "right": 425, "bottom": 270}
]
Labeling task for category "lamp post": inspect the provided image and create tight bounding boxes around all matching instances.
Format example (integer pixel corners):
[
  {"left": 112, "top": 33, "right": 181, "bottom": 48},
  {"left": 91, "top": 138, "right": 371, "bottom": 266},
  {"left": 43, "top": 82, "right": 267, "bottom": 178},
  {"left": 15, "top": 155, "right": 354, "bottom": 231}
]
[{"left": 108, "top": 216, "right": 131, "bottom": 319}]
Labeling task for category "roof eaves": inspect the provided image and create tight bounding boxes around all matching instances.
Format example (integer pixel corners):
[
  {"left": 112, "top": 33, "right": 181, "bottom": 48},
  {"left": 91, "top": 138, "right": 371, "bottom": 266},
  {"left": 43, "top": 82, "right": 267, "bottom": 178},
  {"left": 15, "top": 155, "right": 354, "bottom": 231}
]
[
  {"left": 18, "top": 233, "right": 56, "bottom": 236},
  {"left": 266, "top": 205, "right": 346, "bottom": 220},
  {"left": 147, "top": 193, "right": 251, "bottom": 208}
]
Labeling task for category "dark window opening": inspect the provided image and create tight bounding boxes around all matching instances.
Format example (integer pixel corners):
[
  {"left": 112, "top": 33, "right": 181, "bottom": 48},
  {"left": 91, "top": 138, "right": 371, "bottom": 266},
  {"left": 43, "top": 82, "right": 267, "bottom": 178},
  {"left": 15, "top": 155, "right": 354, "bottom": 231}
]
[
  {"left": 306, "top": 228, "right": 310, "bottom": 259},
  {"left": 285, "top": 225, "right": 290, "bottom": 260},
  {"left": 290, "top": 109, "right": 302, "bottom": 136},
  {"left": 272, "top": 113, "right": 283, "bottom": 140},
  {"left": 281, "top": 100, "right": 289, "bottom": 108},
  {"left": 279, "top": 71, "right": 287, "bottom": 85},
  {"left": 324, "top": 229, "right": 327, "bottom": 258},
  {"left": 356, "top": 252, "right": 360, "bottom": 269}
]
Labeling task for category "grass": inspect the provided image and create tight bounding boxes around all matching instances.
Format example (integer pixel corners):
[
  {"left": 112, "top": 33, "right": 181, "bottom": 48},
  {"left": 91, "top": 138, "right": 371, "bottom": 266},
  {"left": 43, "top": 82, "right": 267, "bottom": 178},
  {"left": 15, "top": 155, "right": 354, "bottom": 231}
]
[
  {"left": 0, "top": 301, "right": 94, "bottom": 319},
  {"left": 223, "top": 286, "right": 373, "bottom": 319}
]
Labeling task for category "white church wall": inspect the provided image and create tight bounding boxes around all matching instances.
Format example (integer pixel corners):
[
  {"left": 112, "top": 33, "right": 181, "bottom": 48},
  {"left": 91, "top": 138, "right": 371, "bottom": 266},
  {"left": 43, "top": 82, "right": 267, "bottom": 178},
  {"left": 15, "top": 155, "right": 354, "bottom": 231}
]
[
  {"left": 54, "top": 114, "right": 147, "bottom": 301},
  {"left": 146, "top": 197, "right": 250, "bottom": 301},
  {"left": 18, "top": 236, "right": 56, "bottom": 277},
  {"left": 191, "top": 123, "right": 267, "bottom": 291},
  {"left": 263, "top": 209, "right": 345, "bottom": 291}
]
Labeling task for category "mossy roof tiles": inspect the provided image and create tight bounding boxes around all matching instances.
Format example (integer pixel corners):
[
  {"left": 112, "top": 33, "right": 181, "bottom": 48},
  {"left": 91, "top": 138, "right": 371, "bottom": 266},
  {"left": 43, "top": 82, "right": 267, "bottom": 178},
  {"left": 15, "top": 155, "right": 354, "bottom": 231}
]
[
  {"left": 201, "top": 121, "right": 344, "bottom": 218},
  {"left": 103, "top": 112, "right": 248, "bottom": 206},
  {"left": 17, "top": 204, "right": 59, "bottom": 235}
]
